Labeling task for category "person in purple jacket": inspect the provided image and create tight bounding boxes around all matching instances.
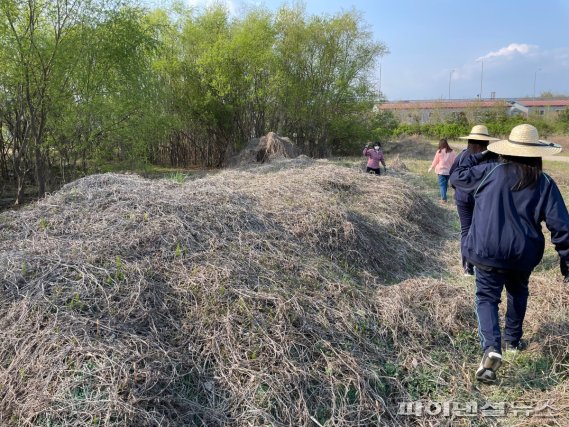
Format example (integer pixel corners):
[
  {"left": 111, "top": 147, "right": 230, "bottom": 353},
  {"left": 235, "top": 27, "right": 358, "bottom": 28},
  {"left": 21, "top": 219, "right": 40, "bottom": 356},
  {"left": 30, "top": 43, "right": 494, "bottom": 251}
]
[
  {"left": 450, "top": 124, "right": 569, "bottom": 384},
  {"left": 363, "top": 142, "right": 386, "bottom": 175}
]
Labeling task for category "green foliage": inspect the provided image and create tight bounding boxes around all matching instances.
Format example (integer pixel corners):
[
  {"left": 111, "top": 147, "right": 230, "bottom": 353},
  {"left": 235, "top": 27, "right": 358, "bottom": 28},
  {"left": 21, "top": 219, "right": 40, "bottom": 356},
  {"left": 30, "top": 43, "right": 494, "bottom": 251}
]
[
  {"left": 393, "top": 123, "right": 421, "bottom": 137},
  {"left": 67, "top": 292, "right": 86, "bottom": 311},
  {"left": 174, "top": 243, "right": 182, "bottom": 257},
  {"left": 272, "top": 6, "right": 386, "bottom": 155},
  {"left": 0, "top": 0, "right": 388, "bottom": 196},
  {"left": 404, "top": 366, "right": 444, "bottom": 399},
  {"left": 370, "top": 110, "right": 400, "bottom": 140},
  {"left": 393, "top": 123, "right": 470, "bottom": 139},
  {"left": 38, "top": 218, "right": 49, "bottom": 231},
  {"left": 556, "top": 108, "right": 569, "bottom": 133},
  {"left": 168, "top": 172, "right": 186, "bottom": 183},
  {"left": 446, "top": 111, "right": 469, "bottom": 127},
  {"left": 392, "top": 108, "right": 568, "bottom": 140},
  {"left": 21, "top": 261, "right": 28, "bottom": 276},
  {"left": 1, "top": 0, "right": 568, "bottom": 205},
  {"left": 0, "top": 0, "right": 164, "bottom": 203},
  {"left": 114, "top": 256, "right": 125, "bottom": 282}
]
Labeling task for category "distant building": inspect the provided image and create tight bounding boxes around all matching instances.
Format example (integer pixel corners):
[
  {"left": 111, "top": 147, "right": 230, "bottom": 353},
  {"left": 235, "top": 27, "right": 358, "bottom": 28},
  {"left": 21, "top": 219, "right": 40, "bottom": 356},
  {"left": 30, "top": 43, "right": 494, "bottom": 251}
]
[
  {"left": 376, "top": 98, "right": 569, "bottom": 124},
  {"left": 510, "top": 99, "right": 569, "bottom": 116}
]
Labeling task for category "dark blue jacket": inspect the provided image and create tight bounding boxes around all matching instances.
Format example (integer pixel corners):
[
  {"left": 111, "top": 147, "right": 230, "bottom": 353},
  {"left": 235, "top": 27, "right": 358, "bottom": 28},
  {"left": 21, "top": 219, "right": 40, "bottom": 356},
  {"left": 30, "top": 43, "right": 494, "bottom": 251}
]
[
  {"left": 449, "top": 149, "right": 497, "bottom": 204},
  {"left": 449, "top": 152, "right": 569, "bottom": 271}
]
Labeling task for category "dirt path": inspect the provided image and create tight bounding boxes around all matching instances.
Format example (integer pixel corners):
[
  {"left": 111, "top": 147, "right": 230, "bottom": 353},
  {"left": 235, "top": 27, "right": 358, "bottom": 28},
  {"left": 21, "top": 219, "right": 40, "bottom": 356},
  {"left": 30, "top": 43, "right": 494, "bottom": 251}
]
[{"left": 544, "top": 155, "right": 569, "bottom": 163}]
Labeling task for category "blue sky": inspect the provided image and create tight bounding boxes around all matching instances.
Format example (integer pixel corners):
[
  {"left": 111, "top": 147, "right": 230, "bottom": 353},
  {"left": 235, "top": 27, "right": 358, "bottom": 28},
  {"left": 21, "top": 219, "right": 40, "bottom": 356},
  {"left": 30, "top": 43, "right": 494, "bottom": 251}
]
[{"left": 144, "top": 0, "right": 569, "bottom": 101}]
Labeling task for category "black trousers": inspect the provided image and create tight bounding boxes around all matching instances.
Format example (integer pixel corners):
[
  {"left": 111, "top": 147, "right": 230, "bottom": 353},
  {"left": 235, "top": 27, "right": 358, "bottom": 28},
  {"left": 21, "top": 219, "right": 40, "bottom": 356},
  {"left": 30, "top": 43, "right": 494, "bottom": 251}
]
[
  {"left": 456, "top": 199, "right": 474, "bottom": 270},
  {"left": 366, "top": 167, "right": 381, "bottom": 175}
]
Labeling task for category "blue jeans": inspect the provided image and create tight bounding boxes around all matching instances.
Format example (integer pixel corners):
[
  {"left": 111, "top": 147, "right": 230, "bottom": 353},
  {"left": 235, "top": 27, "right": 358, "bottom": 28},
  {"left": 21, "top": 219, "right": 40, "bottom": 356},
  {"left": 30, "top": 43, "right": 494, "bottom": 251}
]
[
  {"left": 475, "top": 267, "right": 530, "bottom": 352},
  {"left": 437, "top": 174, "right": 450, "bottom": 201}
]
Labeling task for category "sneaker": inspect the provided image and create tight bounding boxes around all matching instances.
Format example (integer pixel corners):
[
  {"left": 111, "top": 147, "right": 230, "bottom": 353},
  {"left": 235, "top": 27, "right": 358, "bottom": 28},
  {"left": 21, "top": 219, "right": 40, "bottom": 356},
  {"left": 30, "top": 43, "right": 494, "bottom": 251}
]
[
  {"left": 503, "top": 340, "right": 528, "bottom": 353},
  {"left": 475, "top": 347, "right": 502, "bottom": 384}
]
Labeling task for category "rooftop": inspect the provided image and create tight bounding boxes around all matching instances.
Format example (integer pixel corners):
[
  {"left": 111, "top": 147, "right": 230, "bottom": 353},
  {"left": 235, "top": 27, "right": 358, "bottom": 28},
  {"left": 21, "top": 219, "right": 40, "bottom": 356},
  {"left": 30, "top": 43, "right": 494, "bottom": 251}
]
[{"left": 377, "top": 98, "right": 569, "bottom": 110}]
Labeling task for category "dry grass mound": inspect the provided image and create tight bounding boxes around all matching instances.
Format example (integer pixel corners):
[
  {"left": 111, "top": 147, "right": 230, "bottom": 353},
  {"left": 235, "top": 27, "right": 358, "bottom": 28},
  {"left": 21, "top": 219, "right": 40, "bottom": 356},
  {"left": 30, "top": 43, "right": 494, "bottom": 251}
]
[
  {"left": 229, "top": 132, "right": 299, "bottom": 166},
  {"left": 1, "top": 159, "right": 568, "bottom": 425},
  {"left": 0, "top": 160, "right": 456, "bottom": 426},
  {"left": 383, "top": 137, "right": 437, "bottom": 160}
]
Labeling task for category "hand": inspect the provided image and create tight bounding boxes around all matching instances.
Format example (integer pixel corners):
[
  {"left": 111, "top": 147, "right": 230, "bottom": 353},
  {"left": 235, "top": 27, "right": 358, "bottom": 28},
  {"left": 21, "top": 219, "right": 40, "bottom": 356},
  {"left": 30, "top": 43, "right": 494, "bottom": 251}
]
[
  {"left": 384, "top": 167, "right": 387, "bottom": 173},
  {"left": 428, "top": 167, "right": 432, "bottom": 173},
  {"left": 475, "top": 150, "right": 492, "bottom": 162}
]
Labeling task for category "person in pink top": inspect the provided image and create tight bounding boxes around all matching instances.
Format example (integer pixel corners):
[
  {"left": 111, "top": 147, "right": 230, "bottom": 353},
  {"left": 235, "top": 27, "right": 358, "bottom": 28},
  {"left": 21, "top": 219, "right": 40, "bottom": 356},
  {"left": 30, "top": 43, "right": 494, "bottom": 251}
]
[
  {"left": 428, "top": 138, "right": 457, "bottom": 203},
  {"left": 363, "top": 141, "right": 386, "bottom": 175}
]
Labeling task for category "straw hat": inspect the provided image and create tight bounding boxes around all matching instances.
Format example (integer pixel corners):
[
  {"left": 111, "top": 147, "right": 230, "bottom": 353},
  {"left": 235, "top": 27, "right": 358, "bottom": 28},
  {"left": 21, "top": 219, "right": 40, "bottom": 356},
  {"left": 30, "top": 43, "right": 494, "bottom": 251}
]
[
  {"left": 488, "top": 124, "right": 562, "bottom": 157},
  {"left": 459, "top": 125, "right": 500, "bottom": 141}
]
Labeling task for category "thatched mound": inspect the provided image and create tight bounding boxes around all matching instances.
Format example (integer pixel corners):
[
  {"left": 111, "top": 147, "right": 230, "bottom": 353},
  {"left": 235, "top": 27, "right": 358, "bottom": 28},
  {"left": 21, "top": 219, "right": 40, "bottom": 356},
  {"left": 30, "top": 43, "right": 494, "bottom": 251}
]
[
  {"left": 0, "top": 161, "right": 452, "bottom": 426},
  {"left": 2, "top": 160, "right": 569, "bottom": 425},
  {"left": 0, "top": 160, "right": 474, "bottom": 426},
  {"left": 229, "top": 132, "right": 299, "bottom": 166},
  {"left": 383, "top": 137, "right": 437, "bottom": 160},
  {"left": 388, "top": 154, "right": 408, "bottom": 172}
]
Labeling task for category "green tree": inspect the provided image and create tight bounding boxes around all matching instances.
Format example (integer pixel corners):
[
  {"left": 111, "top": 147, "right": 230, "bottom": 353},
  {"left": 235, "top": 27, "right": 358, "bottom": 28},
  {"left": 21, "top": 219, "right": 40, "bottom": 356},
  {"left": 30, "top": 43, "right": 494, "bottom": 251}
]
[
  {"left": 273, "top": 6, "right": 387, "bottom": 156},
  {"left": 557, "top": 108, "right": 569, "bottom": 133},
  {"left": 0, "top": 1, "right": 161, "bottom": 203},
  {"left": 0, "top": 0, "right": 73, "bottom": 201}
]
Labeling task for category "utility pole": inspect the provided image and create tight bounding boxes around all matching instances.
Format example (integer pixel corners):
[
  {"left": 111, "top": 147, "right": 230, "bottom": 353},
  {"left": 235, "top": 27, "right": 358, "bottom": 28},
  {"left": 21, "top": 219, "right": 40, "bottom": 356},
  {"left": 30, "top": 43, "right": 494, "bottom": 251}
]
[
  {"left": 379, "top": 60, "right": 382, "bottom": 95},
  {"left": 448, "top": 69, "right": 455, "bottom": 100},
  {"left": 533, "top": 68, "right": 541, "bottom": 99},
  {"left": 479, "top": 60, "right": 484, "bottom": 99}
]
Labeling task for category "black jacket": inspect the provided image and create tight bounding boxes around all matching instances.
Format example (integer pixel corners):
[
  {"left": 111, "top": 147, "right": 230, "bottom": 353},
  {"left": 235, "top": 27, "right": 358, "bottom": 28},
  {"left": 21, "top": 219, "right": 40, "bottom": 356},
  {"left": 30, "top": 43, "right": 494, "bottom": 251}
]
[{"left": 450, "top": 152, "right": 569, "bottom": 271}]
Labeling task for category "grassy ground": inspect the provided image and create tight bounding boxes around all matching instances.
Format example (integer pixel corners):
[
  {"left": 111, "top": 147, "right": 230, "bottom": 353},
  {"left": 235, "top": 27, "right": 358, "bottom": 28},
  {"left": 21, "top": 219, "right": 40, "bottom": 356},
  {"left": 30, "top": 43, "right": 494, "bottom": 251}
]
[
  {"left": 378, "top": 141, "right": 569, "bottom": 426},
  {"left": 347, "top": 140, "right": 569, "bottom": 426}
]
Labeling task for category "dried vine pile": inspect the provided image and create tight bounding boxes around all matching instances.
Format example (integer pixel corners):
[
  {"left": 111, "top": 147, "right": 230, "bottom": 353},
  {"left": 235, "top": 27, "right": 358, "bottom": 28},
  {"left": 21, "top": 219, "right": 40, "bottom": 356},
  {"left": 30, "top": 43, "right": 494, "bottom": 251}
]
[{"left": 1, "top": 159, "right": 565, "bottom": 426}]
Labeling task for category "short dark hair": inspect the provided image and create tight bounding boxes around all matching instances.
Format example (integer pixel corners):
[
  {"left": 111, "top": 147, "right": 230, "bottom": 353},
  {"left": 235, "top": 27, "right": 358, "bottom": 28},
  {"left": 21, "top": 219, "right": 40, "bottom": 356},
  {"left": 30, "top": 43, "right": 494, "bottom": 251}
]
[{"left": 467, "top": 138, "right": 489, "bottom": 146}]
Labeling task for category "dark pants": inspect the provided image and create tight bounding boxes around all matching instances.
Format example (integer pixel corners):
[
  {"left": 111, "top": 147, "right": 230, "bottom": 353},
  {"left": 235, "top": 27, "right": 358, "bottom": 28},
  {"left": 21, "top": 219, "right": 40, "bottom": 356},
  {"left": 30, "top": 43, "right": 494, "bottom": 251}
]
[
  {"left": 437, "top": 174, "right": 450, "bottom": 201},
  {"left": 456, "top": 200, "right": 474, "bottom": 271},
  {"left": 367, "top": 167, "right": 381, "bottom": 175},
  {"left": 475, "top": 267, "right": 530, "bottom": 353}
]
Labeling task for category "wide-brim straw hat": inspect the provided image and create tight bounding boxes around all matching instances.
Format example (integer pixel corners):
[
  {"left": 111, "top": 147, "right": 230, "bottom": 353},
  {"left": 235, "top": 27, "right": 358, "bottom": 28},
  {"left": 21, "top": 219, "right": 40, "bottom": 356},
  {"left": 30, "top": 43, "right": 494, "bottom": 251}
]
[
  {"left": 488, "top": 124, "right": 562, "bottom": 157},
  {"left": 459, "top": 125, "right": 500, "bottom": 141}
]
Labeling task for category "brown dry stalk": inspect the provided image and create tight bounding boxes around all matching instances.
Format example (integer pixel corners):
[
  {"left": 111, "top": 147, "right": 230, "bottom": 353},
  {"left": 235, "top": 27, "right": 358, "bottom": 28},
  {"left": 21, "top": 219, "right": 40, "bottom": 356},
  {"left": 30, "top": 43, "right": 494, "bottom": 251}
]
[{"left": 0, "top": 159, "right": 566, "bottom": 426}]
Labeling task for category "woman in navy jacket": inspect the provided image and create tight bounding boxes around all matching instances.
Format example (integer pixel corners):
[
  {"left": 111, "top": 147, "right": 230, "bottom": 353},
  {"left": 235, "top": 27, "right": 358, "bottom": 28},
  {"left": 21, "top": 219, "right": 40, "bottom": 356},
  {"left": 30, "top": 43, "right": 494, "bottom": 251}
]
[
  {"left": 449, "top": 125, "right": 499, "bottom": 275},
  {"left": 450, "top": 124, "right": 569, "bottom": 384}
]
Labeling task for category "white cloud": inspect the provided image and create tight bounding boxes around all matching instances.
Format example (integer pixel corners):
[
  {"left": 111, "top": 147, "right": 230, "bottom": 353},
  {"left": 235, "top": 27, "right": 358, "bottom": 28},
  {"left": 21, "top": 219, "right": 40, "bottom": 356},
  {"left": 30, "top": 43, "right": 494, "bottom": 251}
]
[{"left": 476, "top": 43, "right": 537, "bottom": 62}]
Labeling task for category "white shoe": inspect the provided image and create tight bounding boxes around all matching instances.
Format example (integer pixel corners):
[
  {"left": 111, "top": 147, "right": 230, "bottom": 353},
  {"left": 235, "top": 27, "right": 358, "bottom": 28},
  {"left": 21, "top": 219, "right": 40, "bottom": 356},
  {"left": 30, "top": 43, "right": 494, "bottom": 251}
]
[{"left": 475, "top": 347, "right": 502, "bottom": 384}]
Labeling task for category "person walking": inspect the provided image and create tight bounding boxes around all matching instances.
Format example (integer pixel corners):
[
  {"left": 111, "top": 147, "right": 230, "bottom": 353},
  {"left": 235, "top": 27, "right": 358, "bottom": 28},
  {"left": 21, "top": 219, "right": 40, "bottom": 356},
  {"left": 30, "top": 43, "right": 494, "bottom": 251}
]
[
  {"left": 450, "top": 124, "right": 569, "bottom": 384},
  {"left": 428, "top": 138, "right": 457, "bottom": 203},
  {"left": 363, "top": 142, "right": 386, "bottom": 175},
  {"left": 450, "top": 125, "right": 499, "bottom": 275}
]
